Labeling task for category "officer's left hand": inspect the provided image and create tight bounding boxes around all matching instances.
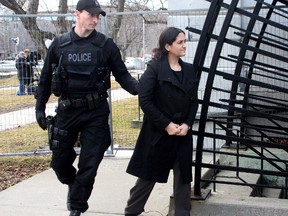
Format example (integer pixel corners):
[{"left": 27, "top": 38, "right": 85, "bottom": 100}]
[
  {"left": 132, "top": 82, "right": 139, "bottom": 95},
  {"left": 36, "top": 110, "right": 47, "bottom": 130}
]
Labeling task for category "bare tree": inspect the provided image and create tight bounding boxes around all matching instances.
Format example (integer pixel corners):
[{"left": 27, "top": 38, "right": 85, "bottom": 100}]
[
  {"left": 56, "top": 0, "right": 69, "bottom": 34},
  {"left": 107, "top": 0, "right": 167, "bottom": 60},
  {"left": 0, "top": 0, "right": 69, "bottom": 57},
  {"left": 111, "top": 0, "right": 125, "bottom": 43},
  {"left": 0, "top": 0, "right": 167, "bottom": 59}
]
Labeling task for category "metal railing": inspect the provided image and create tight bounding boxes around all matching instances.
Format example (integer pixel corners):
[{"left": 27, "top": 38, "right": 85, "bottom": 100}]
[{"left": 189, "top": 0, "right": 288, "bottom": 199}]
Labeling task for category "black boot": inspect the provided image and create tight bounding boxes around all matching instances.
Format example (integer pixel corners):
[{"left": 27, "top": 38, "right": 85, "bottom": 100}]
[{"left": 69, "top": 210, "right": 81, "bottom": 216}]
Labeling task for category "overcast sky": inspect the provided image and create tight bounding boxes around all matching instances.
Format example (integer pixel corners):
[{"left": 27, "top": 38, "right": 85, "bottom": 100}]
[
  {"left": 38, "top": 0, "right": 165, "bottom": 12},
  {"left": 39, "top": 0, "right": 76, "bottom": 11}
]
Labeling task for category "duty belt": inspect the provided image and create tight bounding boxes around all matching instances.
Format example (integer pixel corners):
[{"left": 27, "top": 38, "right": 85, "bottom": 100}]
[{"left": 58, "top": 93, "right": 100, "bottom": 110}]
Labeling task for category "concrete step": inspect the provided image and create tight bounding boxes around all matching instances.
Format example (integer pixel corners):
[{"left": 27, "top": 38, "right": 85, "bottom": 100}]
[
  {"left": 261, "top": 187, "right": 282, "bottom": 198},
  {"left": 190, "top": 194, "right": 288, "bottom": 216},
  {"left": 205, "top": 170, "right": 260, "bottom": 197},
  {"left": 250, "top": 176, "right": 283, "bottom": 198},
  {"left": 167, "top": 149, "right": 288, "bottom": 215},
  {"left": 187, "top": 170, "right": 288, "bottom": 216}
]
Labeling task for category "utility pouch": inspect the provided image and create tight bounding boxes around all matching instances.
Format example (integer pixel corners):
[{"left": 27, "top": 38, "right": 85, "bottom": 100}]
[
  {"left": 50, "top": 139, "right": 60, "bottom": 150},
  {"left": 51, "top": 55, "right": 66, "bottom": 97},
  {"left": 96, "top": 82, "right": 108, "bottom": 99},
  {"left": 48, "top": 125, "right": 68, "bottom": 150},
  {"left": 86, "top": 93, "right": 100, "bottom": 110},
  {"left": 51, "top": 66, "right": 62, "bottom": 97}
]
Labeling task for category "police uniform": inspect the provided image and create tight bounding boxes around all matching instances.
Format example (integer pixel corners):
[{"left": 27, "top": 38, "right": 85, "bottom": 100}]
[{"left": 35, "top": 28, "right": 138, "bottom": 212}]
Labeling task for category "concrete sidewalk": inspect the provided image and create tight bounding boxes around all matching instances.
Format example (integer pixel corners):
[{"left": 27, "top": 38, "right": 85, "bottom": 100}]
[
  {"left": 0, "top": 150, "right": 173, "bottom": 216},
  {"left": 1, "top": 150, "right": 288, "bottom": 216},
  {"left": 0, "top": 87, "right": 169, "bottom": 216}
]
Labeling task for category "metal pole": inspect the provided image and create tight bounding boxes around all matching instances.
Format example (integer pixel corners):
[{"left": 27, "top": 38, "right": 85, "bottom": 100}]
[
  {"left": 142, "top": 18, "right": 145, "bottom": 56},
  {"left": 102, "top": 16, "right": 114, "bottom": 156}
]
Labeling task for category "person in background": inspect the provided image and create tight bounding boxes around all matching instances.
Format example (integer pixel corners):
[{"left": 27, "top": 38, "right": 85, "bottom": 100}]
[
  {"left": 35, "top": 0, "right": 138, "bottom": 216},
  {"left": 23, "top": 48, "right": 34, "bottom": 92},
  {"left": 15, "top": 51, "right": 27, "bottom": 95},
  {"left": 125, "top": 27, "right": 199, "bottom": 216}
]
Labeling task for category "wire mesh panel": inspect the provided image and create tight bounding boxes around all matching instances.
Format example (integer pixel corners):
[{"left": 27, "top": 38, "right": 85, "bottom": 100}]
[
  {"left": 0, "top": 10, "right": 205, "bottom": 155},
  {"left": 0, "top": 14, "right": 76, "bottom": 156}
]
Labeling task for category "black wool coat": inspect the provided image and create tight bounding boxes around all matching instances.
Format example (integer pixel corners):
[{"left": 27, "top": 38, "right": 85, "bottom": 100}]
[{"left": 126, "top": 57, "right": 199, "bottom": 183}]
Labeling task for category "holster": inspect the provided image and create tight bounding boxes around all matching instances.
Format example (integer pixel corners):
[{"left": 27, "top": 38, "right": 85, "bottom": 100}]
[
  {"left": 47, "top": 115, "right": 68, "bottom": 150},
  {"left": 48, "top": 124, "right": 58, "bottom": 150}
]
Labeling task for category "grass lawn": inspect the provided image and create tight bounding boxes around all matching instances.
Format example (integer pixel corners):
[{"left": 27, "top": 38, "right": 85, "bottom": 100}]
[
  {"left": 0, "top": 75, "right": 139, "bottom": 151},
  {"left": 0, "top": 74, "right": 140, "bottom": 191}
]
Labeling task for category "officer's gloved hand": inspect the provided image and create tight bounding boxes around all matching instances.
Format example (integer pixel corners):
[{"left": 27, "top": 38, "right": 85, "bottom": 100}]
[
  {"left": 36, "top": 110, "right": 47, "bottom": 130},
  {"left": 132, "top": 82, "right": 139, "bottom": 95}
]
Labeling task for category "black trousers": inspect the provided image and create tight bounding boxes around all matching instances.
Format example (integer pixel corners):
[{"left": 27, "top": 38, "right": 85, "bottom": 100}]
[
  {"left": 50, "top": 100, "right": 111, "bottom": 212},
  {"left": 125, "top": 161, "right": 191, "bottom": 216}
]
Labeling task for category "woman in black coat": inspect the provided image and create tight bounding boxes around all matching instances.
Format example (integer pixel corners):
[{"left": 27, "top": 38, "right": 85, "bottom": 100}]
[{"left": 125, "top": 27, "right": 199, "bottom": 216}]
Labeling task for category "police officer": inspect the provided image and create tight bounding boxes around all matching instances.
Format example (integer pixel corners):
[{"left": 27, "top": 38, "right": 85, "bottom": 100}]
[{"left": 35, "top": 0, "right": 138, "bottom": 215}]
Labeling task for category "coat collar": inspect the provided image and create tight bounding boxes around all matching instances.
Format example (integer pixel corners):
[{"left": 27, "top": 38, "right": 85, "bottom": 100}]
[{"left": 157, "top": 57, "right": 198, "bottom": 91}]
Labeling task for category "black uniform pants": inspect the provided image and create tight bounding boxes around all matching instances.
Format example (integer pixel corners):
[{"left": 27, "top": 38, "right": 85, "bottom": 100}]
[{"left": 50, "top": 100, "right": 111, "bottom": 212}]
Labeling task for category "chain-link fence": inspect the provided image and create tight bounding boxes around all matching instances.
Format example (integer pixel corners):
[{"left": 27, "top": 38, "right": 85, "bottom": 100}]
[
  {"left": 0, "top": 9, "right": 208, "bottom": 155},
  {"left": 1, "top": 4, "right": 287, "bottom": 157}
]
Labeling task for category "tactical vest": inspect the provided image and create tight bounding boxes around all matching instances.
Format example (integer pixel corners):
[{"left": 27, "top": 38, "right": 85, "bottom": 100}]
[{"left": 57, "top": 30, "right": 109, "bottom": 97}]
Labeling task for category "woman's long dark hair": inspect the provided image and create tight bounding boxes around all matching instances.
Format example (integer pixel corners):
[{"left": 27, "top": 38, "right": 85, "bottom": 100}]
[{"left": 152, "top": 27, "right": 185, "bottom": 60}]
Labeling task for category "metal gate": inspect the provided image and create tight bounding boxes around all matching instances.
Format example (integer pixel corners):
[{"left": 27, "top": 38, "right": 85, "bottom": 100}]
[{"left": 188, "top": 0, "right": 288, "bottom": 199}]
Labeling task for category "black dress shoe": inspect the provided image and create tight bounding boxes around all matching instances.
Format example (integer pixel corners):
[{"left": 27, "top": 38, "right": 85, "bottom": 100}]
[
  {"left": 67, "top": 184, "right": 72, "bottom": 211},
  {"left": 69, "top": 210, "right": 81, "bottom": 216}
]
